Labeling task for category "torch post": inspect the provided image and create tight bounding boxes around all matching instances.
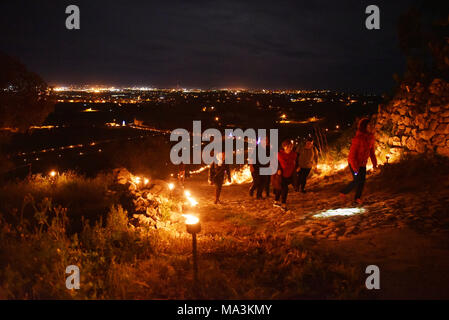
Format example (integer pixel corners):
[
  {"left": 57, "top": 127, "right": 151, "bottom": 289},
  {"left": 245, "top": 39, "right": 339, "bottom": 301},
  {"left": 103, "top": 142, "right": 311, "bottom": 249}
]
[
  {"left": 192, "top": 232, "right": 198, "bottom": 283},
  {"left": 184, "top": 214, "right": 201, "bottom": 288}
]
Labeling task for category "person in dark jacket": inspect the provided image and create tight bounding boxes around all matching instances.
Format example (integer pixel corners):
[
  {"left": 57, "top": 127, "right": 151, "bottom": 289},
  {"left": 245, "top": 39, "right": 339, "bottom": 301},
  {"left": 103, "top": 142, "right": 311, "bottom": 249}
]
[
  {"left": 294, "top": 137, "right": 318, "bottom": 193},
  {"left": 340, "top": 118, "right": 378, "bottom": 204},
  {"left": 274, "top": 139, "right": 297, "bottom": 211},
  {"left": 209, "top": 152, "right": 232, "bottom": 204},
  {"left": 249, "top": 136, "right": 271, "bottom": 199}
]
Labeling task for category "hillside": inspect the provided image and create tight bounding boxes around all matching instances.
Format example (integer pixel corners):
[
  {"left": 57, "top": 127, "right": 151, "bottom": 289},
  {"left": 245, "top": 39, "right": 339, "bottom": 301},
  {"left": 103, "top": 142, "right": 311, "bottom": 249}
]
[{"left": 2, "top": 155, "right": 448, "bottom": 299}]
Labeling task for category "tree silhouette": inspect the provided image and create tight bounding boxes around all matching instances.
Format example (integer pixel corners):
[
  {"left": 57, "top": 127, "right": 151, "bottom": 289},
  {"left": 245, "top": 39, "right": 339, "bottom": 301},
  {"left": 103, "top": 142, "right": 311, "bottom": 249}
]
[
  {"left": 397, "top": 2, "right": 449, "bottom": 84},
  {"left": 0, "top": 52, "right": 54, "bottom": 132}
]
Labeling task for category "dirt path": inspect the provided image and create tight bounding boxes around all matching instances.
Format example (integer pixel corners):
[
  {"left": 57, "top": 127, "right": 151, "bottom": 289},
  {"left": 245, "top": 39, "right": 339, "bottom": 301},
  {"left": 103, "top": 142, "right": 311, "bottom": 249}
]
[{"left": 182, "top": 170, "right": 449, "bottom": 299}]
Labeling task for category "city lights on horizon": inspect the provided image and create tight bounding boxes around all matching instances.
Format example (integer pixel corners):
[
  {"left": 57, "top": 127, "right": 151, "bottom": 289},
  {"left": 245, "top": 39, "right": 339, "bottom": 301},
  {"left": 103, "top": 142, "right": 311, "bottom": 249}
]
[{"left": 50, "top": 85, "right": 366, "bottom": 95}]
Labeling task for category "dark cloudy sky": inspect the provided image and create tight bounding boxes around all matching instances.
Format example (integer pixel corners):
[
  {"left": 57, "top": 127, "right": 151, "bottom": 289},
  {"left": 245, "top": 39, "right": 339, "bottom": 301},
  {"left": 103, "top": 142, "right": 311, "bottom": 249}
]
[{"left": 0, "top": 0, "right": 418, "bottom": 92}]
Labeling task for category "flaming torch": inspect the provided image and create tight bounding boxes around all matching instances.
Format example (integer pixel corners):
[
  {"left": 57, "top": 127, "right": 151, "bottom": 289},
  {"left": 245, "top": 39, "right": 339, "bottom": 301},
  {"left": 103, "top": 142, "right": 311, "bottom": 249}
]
[
  {"left": 49, "top": 170, "right": 58, "bottom": 184},
  {"left": 184, "top": 190, "right": 199, "bottom": 207},
  {"left": 168, "top": 182, "right": 175, "bottom": 198},
  {"left": 223, "top": 165, "right": 252, "bottom": 186},
  {"left": 182, "top": 214, "right": 201, "bottom": 285}
]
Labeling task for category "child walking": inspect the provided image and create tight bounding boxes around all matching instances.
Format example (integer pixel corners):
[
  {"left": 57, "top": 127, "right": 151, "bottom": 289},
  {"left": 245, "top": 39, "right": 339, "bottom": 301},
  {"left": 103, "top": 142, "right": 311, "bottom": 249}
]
[{"left": 274, "top": 140, "right": 297, "bottom": 211}]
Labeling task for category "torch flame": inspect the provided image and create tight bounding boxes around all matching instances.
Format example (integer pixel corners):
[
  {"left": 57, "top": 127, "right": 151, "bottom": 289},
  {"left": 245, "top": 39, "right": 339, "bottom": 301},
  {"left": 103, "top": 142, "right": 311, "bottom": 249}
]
[
  {"left": 182, "top": 214, "right": 199, "bottom": 225},
  {"left": 316, "top": 161, "right": 348, "bottom": 176},
  {"left": 184, "top": 190, "right": 198, "bottom": 207},
  {"left": 189, "top": 165, "right": 209, "bottom": 175},
  {"left": 224, "top": 165, "right": 252, "bottom": 186},
  {"left": 188, "top": 198, "right": 198, "bottom": 207},
  {"left": 188, "top": 164, "right": 253, "bottom": 186}
]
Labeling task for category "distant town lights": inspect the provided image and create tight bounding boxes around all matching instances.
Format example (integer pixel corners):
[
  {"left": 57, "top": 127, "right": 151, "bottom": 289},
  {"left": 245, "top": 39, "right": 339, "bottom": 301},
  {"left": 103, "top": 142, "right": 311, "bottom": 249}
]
[{"left": 83, "top": 108, "right": 99, "bottom": 112}]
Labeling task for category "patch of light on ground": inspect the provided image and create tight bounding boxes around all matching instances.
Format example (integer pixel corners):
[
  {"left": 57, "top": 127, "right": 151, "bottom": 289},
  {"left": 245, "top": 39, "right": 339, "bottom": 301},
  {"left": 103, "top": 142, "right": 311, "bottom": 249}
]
[{"left": 313, "top": 207, "right": 366, "bottom": 219}]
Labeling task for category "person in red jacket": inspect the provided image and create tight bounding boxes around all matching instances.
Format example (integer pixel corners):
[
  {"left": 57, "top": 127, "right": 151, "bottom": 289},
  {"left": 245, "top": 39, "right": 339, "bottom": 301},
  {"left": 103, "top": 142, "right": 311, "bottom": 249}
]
[
  {"left": 274, "top": 139, "right": 297, "bottom": 211},
  {"left": 340, "top": 118, "right": 378, "bottom": 204}
]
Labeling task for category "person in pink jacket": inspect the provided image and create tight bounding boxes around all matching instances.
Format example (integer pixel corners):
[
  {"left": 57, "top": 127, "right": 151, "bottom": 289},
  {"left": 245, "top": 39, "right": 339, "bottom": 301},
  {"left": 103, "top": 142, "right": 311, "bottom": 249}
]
[{"left": 340, "top": 118, "right": 378, "bottom": 204}]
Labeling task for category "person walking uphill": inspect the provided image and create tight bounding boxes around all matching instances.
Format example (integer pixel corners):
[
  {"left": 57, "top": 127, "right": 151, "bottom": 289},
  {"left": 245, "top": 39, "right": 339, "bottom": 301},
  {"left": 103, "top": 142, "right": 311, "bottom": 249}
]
[
  {"left": 274, "top": 140, "right": 297, "bottom": 211},
  {"left": 249, "top": 136, "right": 271, "bottom": 199},
  {"left": 340, "top": 118, "right": 378, "bottom": 204},
  {"left": 295, "top": 137, "right": 318, "bottom": 193},
  {"left": 209, "top": 152, "right": 232, "bottom": 204}
]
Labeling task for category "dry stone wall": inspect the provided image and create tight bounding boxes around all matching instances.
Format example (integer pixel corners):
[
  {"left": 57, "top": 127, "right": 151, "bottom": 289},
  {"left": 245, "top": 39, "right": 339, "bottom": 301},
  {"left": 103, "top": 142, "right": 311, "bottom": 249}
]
[{"left": 375, "top": 78, "right": 449, "bottom": 158}]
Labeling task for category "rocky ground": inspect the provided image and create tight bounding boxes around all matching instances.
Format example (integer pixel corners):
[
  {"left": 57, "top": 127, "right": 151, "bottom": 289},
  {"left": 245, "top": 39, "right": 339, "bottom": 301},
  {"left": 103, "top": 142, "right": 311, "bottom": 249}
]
[{"left": 180, "top": 165, "right": 449, "bottom": 299}]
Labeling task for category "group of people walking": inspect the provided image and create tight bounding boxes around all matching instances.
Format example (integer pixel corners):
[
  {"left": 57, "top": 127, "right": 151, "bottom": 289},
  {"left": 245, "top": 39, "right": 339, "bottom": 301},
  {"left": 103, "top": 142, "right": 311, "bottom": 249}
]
[
  {"left": 208, "top": 118, "right": 378, "bottom": 210},
  {"left": 260, "top": 137, "right": 318, "bottom": 211}
]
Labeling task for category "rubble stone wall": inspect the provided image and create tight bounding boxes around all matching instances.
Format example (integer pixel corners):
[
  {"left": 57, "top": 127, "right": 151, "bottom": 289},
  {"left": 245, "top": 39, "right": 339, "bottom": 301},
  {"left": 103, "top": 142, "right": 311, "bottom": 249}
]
[{"left": 375, "top": 78, "right": 449, "bottom": 158}]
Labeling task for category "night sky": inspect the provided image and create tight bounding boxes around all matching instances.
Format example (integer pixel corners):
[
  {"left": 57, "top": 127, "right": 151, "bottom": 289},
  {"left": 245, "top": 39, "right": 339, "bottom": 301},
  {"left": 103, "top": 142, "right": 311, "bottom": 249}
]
[{"left": 0, "top": 0, "right": 418, "bottom": 92}]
